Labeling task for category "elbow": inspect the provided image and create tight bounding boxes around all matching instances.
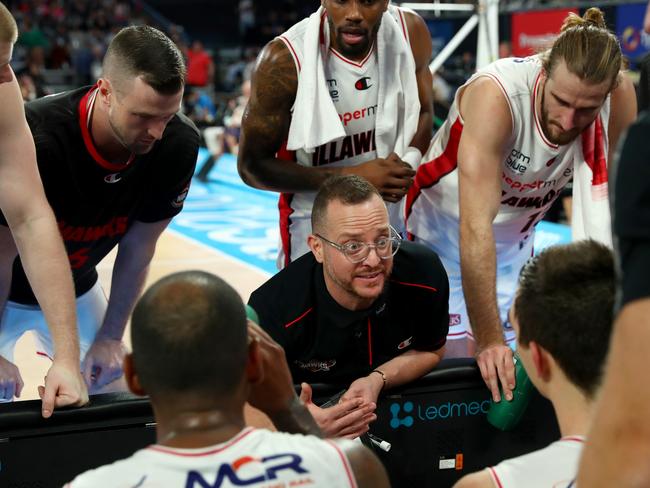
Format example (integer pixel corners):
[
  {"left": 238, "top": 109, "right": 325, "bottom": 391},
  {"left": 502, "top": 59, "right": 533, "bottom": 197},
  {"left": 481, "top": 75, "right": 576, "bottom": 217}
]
[{"left": 236, "top": 155, "right": 259, "bottom": 188}]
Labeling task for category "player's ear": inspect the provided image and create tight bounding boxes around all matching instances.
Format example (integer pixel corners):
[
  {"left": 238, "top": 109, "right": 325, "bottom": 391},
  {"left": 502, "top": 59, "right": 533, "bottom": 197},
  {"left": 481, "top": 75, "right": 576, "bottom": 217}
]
[
  {"left": 308, "top": 234, "right": 324, "bottom": 263},
  {"left": 123, "top": 354, "right": 146, "bottom": 396},
  {"left": 96, "top": 78, "right": 112, "bottom": 105},
  {"left": 529, "top": 341, "right": 551, "bottom": 381},
  {"left": 245, "top": 338, "right": 263, "bottom": 384}
]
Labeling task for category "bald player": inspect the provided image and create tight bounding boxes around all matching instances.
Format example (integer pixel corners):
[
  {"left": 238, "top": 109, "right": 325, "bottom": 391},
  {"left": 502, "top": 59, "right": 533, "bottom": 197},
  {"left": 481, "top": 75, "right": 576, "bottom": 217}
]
[
  {"left": 405, "top": 8, "right": 636, "bottom": 402},
  {"left": 239, "top": 0, "right": 433, "bottom": 267},
  {"left": 0, "top": 25, "right": 199, "bottom": 395},
  {"left": 0, "top": 3, "right": 87, "bottom": 416},
  {"left": 66, "top": 271, "right": 390, "bottom": 488}
]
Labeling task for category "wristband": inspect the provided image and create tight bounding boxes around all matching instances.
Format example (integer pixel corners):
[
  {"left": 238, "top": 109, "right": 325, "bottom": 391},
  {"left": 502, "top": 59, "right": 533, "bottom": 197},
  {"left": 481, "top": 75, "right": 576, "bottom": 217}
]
[
  {"left": 371, "top": 369, "right": 388, "bottom": 391},
  {"left": 401, "top": 146, "right": 423, "bottom": 169}
]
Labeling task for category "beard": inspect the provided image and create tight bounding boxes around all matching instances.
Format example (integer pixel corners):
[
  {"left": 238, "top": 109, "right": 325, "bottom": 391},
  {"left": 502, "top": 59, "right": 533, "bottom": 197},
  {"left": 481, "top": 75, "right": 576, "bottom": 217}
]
[
  {"left": 330, "top": 17, "right": 381, "bottom": 58},
  {"left": 540, "top": 85, "right": 581, "bottom": 146}
]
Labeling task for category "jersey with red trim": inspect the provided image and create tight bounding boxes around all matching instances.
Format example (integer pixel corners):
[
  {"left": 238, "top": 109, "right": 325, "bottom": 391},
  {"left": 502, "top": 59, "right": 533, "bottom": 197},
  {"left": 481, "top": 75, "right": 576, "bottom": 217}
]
[
  {"left": 275, "top": 5, "right": 411, "bottom": 266},
  {"left": 66, "top": 428, "right": 359, "bottom": 488},
  {"left": 488, "top": 436, "right": 584, "bottom": 488},
  {"left": 0, "top": 86, "right": 199, "bottom": 304},
  {"left": 406, "top": 56, "right": 610, "bottom": 264}
]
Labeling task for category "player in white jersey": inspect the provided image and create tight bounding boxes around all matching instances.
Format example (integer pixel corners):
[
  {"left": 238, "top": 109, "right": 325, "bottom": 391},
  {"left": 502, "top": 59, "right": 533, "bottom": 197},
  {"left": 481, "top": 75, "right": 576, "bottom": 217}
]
[
  {"left": 453, "top": 240, "right": 615, "bottom": 488},
  {"left": 406, "top": 8, "right": 636, "bottom": 402},
  {"left": 66, "top": 271, "right": 389, "bottom": 488},
  {"left": 238, "top": 0, "right": 433, "bottom": 268}
]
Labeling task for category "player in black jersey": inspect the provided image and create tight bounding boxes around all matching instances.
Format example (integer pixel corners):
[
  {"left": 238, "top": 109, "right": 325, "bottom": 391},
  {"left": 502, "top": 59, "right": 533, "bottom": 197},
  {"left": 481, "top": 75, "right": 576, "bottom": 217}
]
[
  {"left": 0, "top": 25, "right": 199, "bottom": 394},
  {"left": 0, "top": 4, "right": 87, "bottom": 416}
]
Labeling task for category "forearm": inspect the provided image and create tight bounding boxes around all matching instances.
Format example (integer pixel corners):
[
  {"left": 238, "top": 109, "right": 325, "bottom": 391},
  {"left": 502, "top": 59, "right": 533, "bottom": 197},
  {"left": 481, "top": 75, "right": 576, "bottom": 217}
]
[
  {"left": 578, "top": 299, "right": 650, "bottom": 487},
  {"left": 98, "top": 251, "right": 151, "bottom": 340},
  {"left": 267, "top": 396, "right": 323, "bottom": 437},
  {"left": 460, "top": 224, "right": 503, "bottom": 347},
  {"left": 408, "top": 108, "right": 434, "bottom": 155},
  {"left": 238, "top": 154, "right": 349, "bottom": 193},
  {"left": 373, "top": 348, "right": 443, "bottom": 390},
  {"left": 11, "top": 214, "right": 79, "bottom": 363}
]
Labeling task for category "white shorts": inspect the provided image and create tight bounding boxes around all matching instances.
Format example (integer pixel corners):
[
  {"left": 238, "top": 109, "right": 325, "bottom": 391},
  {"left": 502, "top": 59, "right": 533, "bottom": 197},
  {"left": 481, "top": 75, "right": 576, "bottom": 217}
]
[
  {"left": 413, "top": 236, "right": 534, "bottom": 344},
  {"left": 0, "top": 281, "right": 108, "bottom": 363}
]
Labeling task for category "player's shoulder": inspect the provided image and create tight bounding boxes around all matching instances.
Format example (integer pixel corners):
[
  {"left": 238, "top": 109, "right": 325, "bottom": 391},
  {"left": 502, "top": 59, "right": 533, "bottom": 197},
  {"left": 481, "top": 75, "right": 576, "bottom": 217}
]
[
  {"left": 65, "top": 449, "right": 149, "bottom": 487},
  {"left": 249, "top": 252, "right": 317, "bottom": 316},
  {"left": 393, "top": 240, "right": 447, "bottom": 286},
  {"left": 165, "top": 111, "right": 201, "bottom": 144},
  {"left": 25, "top": 87, "right": 87, "bottom": 134}
]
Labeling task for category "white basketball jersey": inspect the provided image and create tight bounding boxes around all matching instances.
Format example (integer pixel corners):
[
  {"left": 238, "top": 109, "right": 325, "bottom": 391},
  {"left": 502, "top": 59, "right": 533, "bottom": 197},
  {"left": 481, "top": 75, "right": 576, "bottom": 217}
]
[
  {"left": 66, "top": 428, "right": 359, "bottom": 488},
  {"left": 406, "top": 56, "right": 610, "bottom": 264},
  {"left": 488, "top": 436, "right": 584, "bottom": 488},
  {"left": 276, "top": 7, "right": 410, "bottom": 267}
]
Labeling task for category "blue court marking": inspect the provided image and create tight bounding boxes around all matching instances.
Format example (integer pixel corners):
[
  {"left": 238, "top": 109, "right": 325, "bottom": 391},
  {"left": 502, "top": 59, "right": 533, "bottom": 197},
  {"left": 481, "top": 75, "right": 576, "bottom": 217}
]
[
  {"left": 168, "top": 151, "right": 279, "bottom": 275},
  {"left": 170, "top": 149, "right": 571, "bottom": 276}
]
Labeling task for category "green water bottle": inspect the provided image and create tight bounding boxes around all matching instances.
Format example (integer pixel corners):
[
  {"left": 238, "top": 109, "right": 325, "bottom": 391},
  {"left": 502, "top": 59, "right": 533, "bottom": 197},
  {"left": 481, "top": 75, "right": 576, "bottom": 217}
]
[
  {"left": 245, "top": 304, "right": 260, "bottom": 324},
  {"left": 486, "top": 352, "right": 534, "bottom": 431}
]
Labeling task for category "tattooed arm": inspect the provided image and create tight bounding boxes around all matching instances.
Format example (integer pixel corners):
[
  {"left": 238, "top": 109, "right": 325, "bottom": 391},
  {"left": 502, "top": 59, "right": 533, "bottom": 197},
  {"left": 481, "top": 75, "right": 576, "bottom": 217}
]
[{"left": 237, "top": 40, "right": 414, "bottom": 202}]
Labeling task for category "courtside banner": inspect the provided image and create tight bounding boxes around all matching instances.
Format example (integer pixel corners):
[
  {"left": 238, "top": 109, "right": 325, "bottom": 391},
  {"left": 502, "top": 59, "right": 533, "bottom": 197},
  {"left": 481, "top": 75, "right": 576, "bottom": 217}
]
[
  {"left": 616, "top": 3, "right": 650, "bottom": 62},
  {"left": 511, "top": 8, "right": 578, "bottom": 57}
]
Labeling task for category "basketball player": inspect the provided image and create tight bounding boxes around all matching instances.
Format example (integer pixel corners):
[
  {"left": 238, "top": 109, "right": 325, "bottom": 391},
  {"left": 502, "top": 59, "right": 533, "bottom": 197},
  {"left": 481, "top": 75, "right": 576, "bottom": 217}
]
[
  {"left": 0, "top": 26, "right": 199, "bottom": 394},
  {"left": 66, "top": 271, "right": 390, "bottom": 487},
  {"left": 0, "top": 3, "right": 87, "bottom": 416},
  {"left": 578, "top": 5, "right": 650, "bottom": 484},
  {"left": 238, "top": 0, "right": 434, "bottom": 267},
  {"left": 453, "top": 240, "right": 615, "bottom": 488},
  {"left": 405, "top": 8, "right": 636, "bottom": 401}
]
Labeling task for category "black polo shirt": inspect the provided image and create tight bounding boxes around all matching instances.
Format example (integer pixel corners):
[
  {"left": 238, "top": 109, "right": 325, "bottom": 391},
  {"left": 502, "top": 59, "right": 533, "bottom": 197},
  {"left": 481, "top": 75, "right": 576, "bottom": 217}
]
[
  {"left": 613, "top": 111, "right": 650, "bottom": 306},
  {"left": 248, "top": 241, "right": 449, "bottom": 385}
]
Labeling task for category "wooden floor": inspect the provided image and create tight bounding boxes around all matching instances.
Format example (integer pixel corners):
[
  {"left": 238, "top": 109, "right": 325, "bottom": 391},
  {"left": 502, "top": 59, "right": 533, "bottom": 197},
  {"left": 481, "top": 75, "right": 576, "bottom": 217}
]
[{"left": 14, "top": 229, "right": 274, "bottom": 425}]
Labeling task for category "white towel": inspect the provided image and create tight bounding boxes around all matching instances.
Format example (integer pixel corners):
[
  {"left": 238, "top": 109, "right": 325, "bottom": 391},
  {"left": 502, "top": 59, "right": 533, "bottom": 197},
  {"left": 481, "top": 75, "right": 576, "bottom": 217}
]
[
  {"left": 286, "top": 5, "right": 420, "bottom": 161},
  {"left": 572, "top": 115, "right": 613, "bottom": 246}
]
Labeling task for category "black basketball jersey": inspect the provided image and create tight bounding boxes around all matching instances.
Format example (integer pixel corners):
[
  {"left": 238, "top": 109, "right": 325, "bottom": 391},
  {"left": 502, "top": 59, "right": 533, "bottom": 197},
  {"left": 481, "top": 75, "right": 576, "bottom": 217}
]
[{"left": 2, "top": 86, "right": 200, "bottom": 304}]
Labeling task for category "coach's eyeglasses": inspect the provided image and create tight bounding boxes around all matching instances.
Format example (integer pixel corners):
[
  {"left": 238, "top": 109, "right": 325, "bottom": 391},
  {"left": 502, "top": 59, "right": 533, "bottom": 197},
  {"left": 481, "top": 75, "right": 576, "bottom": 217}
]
[{"left": 315, "top": 225, "right": 402, "bottom": 263}]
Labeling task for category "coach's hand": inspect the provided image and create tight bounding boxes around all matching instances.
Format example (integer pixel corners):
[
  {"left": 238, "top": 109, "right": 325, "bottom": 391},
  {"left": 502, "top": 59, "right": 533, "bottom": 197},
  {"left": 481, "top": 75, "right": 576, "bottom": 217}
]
[
  {"left": 82, "top": 338, "right": 127, "bottom": 392},
  {"left": 0, "top": 355, "right": 23, "bottom": 401},
  {"left": 476, "top": 343, "right": 515, "bottom": 402},
  {"left": 350, "top": 153, "right": 415, "bottom": 203},
  {"left": 300, "top": 383, "right": 376, "bottom": 439},
  {"left": 38, "top": 359, "right": 88, "bottom": 418}
]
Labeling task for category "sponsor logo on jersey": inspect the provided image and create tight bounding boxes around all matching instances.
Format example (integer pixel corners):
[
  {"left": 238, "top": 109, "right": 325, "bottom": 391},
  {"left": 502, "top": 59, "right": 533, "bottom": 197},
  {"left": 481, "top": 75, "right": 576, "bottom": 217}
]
[
  {"left": 505, "top": 149, "right": 530, "bottom": 175},
  {"left": 294, "top": 359, "right": 336, "bottom": 373},
  {"left": 502, "top": 172, "right": 559, "bottom": 192},
  {"left": 185, "top": 453, "right": 311, "bottom": 487},
  {"left": 172, "top": 185, "right": 190, "bottom": 208},
  {"left": 104, "top": 172, "right": 122, "bottom": 184},
  {"left": 312, "top": 129, "right": 376, "bottom": 166},
  {"left": 338, "top": 104, "right": 377, "bottom": 127},
  {"left": 355, "top": 76, "right": 372, "bottom": 90},
  {"left": 397, "top": 336, "right": 413, "bottom": 350},
  {"left": 327, "top": 78, "right": 339, "bottom": 102}
]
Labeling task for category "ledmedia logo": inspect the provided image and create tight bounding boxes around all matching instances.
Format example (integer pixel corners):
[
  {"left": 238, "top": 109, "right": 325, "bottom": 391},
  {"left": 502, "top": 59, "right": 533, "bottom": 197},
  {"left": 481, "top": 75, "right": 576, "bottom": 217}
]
[{"left": 389, "top": 399, "right": 491, "bottom": 429}]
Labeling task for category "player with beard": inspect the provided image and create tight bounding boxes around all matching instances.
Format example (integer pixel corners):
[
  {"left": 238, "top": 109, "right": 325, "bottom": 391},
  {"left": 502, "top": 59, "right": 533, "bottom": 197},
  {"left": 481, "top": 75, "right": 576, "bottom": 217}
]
[
  {"left": 405, "top": 8, "right": 636, "bottom": 403},
  {"left": 239, "top": 0, "right": 434, "bottom": 268},
  {"left": 249, "top": 175, "right": 448, "bottom": 438},
  {"left": 0, "top": 26, "right": 199, "bottom": 395}
]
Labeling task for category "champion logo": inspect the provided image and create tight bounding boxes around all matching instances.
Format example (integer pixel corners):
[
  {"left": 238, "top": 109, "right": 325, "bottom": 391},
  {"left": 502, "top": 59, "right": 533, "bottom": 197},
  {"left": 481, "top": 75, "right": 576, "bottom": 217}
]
[
  {"left": 355, "top": 76, "right": 372, "bottom": 90},
  {"left": 104, "top": 173, "right": 122, "bottom": 184},
  {"left": 397, "top": 336, "right": 413, "bottom": 350}
]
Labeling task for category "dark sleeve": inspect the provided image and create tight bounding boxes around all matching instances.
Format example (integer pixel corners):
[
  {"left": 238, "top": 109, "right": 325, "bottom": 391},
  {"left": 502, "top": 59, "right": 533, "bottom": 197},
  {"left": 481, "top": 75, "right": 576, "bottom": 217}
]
[
  {"left": 248, "top": 284, "right": 291, "bottom": 351},
  {"left": 135, "top": 116, "right": 200, "bottom": 223},
  {"left": 613, "top": 115, "right": 650, "bottom": 305},
  {"left": 398, "top": 242, "right": 449, "bottom": 350}
]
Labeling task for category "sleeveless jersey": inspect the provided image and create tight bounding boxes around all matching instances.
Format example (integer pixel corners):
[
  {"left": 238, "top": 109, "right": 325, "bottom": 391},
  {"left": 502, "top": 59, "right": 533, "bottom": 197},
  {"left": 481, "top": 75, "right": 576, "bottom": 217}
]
[
  {"left": 488, "top": 436, "right": 585, "bottom": 488},
  {"left": 406, "top": 56, "right": 611, "bottom": 265},
  {"left": 66, "top": 428, "right": 359, "bottom": 488},
  {"left": 276, "top": 6, "right": 411, "bottom": 267}
]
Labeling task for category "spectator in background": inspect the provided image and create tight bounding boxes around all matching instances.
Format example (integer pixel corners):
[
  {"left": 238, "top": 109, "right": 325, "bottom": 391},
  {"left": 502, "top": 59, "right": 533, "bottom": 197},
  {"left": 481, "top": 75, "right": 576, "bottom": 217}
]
[{"left": 185, "top": 40, "right": 214, "bottom": 89}]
